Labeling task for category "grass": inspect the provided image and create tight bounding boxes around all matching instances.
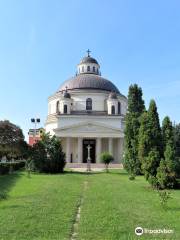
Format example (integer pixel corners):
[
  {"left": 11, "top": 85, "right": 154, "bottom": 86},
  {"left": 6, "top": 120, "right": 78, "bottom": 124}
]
[{"left": 0, "top": 170, "right": 179, "bottom": 240}]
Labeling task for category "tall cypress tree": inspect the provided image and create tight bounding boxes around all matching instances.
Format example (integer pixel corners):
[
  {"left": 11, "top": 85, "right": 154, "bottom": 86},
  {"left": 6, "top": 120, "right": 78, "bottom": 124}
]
[
  {"left": 124, "top": 84, "right": 145, "bottom": 177},
  {"left": 174, "top": 123, "right": 180, "bottom": 178},
  {"left": 138, "top": 100, "right": 162, "bottom": 184},
  {"left": 156, "top": 116, "right": 176, "bottom": 189},
  {"left": 162, "top": 116, "right": 174, "bottom": 151}
]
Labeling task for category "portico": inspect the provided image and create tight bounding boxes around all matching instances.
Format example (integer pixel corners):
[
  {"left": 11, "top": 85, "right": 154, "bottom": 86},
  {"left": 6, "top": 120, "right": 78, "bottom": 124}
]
[{"left": 59, "top": 136, "right": 124, "bottom": 164}]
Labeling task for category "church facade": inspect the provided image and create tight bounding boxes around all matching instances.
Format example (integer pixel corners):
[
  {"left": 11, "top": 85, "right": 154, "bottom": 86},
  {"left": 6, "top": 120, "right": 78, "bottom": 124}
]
[{"left": 45, "top": 52, "right": 127, "bottom": 163}]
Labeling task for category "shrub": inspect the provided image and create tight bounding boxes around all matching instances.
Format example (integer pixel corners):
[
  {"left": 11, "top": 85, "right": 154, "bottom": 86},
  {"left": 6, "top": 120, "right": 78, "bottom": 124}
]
[
  {"left": 156, "top": 145, "right": 176, "bottom": 189},
  {"left": 129, "top": 175, "right": 135, "bottom": 180},
  {"left": 0, "top": 161, "right": 25, "bottom": 175},
  {"left": 0, "top": 163, "right": 9, "bottom": 174},
  {"left": 100, "top": 152, "right": 114, "bottom": 172},
  {"left": 157, "top": 190, "right": 172, "bottom": 210},
  {"left": 174, "top": 157, "right": 180, "bottom": 179},
  {"left": 0, "top": 191, "right": 8, "bottom": 200},
  {"left": 32, "top": 133, "right": 66, "bottom": 173}
]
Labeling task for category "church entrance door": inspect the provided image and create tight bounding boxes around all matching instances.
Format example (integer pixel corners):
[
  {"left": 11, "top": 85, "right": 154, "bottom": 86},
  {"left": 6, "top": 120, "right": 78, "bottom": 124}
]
[{"left": 83, "top": 139, "right": 96, "bottom": 163}]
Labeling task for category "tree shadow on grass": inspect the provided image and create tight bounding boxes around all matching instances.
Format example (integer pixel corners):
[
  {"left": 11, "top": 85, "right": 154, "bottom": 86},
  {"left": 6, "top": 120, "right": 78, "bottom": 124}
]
[{"left": 0, "top": 172, "right": 21, "bottom": 200}]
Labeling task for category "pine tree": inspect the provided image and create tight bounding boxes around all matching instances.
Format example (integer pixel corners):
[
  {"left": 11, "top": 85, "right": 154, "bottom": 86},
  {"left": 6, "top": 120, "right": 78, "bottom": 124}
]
[
  {"left": 173, "top": 123, "right": 180, "bottom": 178},
  {"left": 162, "top": 116, "right": 174, "bottom": 151},
  {"left": 124, "top": 84, "right": 145, "bottom": 177},
  {"left": 138, "top": 100, "right": 162, "bottom": 184},
  {"left": 156, "top": 117, "right": 177, "bottom": 189},
  {"left": 157, "top": 144, "right": 176, "bottom": 189},
  {"left": 127, "top": 84, "right": 145, "bottom": 113},
  {"left": 147, "top": 100, "right": 162, "bottom": 156}
]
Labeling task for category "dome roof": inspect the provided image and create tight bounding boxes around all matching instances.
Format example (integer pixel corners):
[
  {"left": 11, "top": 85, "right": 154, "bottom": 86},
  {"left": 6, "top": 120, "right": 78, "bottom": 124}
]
[
  {"left": 80, "top": 56, "right": 99, "bottom": 65},
  {"left": 58, "top": 74, "right": 120, "bottom": 94},
  {"left": 109, "top": 92, "right": 118, "bottom": 99}
]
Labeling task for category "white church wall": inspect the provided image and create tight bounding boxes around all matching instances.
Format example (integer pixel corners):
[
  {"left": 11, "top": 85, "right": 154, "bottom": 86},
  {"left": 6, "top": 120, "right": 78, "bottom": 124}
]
[
  {"left": 45, "top": 122, "right": 58, "bottom": 136},
  {"left": 71, "top": 93, "right": 106, "bottom": 111}
]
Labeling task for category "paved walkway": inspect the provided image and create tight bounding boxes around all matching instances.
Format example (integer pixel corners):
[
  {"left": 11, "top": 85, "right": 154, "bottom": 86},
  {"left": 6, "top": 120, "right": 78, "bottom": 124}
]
[{"left": 66, "top": 163, "right": 123, "bottom": 172}]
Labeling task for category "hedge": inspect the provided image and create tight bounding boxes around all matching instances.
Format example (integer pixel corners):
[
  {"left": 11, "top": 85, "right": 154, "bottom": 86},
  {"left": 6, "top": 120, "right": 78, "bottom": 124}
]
[{"left": 0, "top": 161, "right": 25, "bottom": 175}]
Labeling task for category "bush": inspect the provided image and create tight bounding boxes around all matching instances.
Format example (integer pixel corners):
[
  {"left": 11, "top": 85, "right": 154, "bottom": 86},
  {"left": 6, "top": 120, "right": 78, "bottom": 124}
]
[
  {"left": 0, "top": 163, "right": 9, "bottom": 174},
  {"left": 100, "top": 152, "right": 114, "bottom": 172},
  {"left": 129, "top": 175, "right": 135, "bottom": 180},
  {"left": 174, "top": 157, "right": 180, "bottom": 179},
  {"left": 156, "top": 145, "right": 176, "bottom": 189},
  {"left": 157, "top": 190, "right": 172, "bottom": 210},
  {"left": 32, "top": 133, "right": 66, "bottom": 173},
  {"left": 0, "top": 161, "right": 25, "bottom": 175}
]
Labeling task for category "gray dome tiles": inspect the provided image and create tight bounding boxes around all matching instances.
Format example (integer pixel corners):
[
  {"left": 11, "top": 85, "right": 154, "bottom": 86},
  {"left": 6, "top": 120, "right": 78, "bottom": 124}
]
[
  {"left": 59, "top": 74, "right": 120, "bottom": 94},
  {"left": 80, "top": 56, "right": 99, "bottom": 64}
]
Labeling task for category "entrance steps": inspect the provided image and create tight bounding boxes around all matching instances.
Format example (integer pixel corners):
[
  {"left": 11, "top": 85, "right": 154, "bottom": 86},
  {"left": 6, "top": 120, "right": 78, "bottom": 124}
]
[{"left": 66, "top": 163, "right": 123, "bottom": 169}]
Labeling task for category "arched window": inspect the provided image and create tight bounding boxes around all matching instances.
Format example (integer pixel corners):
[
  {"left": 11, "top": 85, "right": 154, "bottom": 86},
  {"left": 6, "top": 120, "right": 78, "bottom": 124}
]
[
  {"left": 56, "top": 101, "right": 59, "bottom": 113},
  {"left": 97, "top": 68, "right": 99, "bottom": 74},
  {"left": 93, "top": 66, "right": 95, "bottom": 72},
  {"left": 82, "top": 66, "right": 84, "bottom": 72},
  {"left": 64, "top": 104, "right": 67, "bottom": 114},
  {"left": 87, "top": 66, "right": 90, "bottom": 71},
  {"left": 118, "top": 102, "right": 121, "bottom": 114},
  {"left": 111, "top": 105, "right": 115, "bottom": 115},
  {"left": 86, "top": 98, "right": 92, "bottom": 110}
]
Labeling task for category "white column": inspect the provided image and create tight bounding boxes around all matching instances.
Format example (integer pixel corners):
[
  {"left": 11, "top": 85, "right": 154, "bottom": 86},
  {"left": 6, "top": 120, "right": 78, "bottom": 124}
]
[
  {"left": 118, "top": 138, "right": 124, "bottom": 163},
  {"left": 108, "top": 138, "right": 113, "bottom": 155},
  {"left": 96, "top": 138, "right": 102, "bottom": 163},
  {"left": 78, "top": 137, "right": 83, "bottom": 163},
  {"left": 66, "top": 137, "right": 71, "bottom": 163},
  {"left": 117, "top": 138, "right": 121, "bottom": 163}
]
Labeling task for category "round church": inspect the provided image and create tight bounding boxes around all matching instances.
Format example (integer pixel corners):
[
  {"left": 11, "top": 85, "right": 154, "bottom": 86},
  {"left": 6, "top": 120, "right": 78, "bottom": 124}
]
[{"left": 45, "top": 51, "right": 127, "bottom": 164}]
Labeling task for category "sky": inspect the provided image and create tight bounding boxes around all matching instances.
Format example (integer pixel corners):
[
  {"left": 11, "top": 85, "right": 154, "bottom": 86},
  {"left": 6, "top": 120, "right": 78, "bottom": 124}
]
[{"left": 0, "top": 0, "right": 180, "bottom": 141}]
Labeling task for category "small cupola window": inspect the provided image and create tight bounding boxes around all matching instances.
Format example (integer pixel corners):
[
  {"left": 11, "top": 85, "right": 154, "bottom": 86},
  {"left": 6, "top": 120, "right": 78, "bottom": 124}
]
[
  {"left": 86, "top": 98, "right": 92, "bottom": 110},
  {"left": 118, "top": 102, "right": 121, "bottom": 114},
  {"left": 56, "top": 101, "right": 59, "bottom": 113},
  {"left": 93, "top": 66, "right": 95, "bottom": 72},
  {"left": 64, "top": 104, "right": 67, "bottom": 114},
  {"left": 87, "top": 66, "right": 90, "bottom": 71},
  {"left": 111, "top": 105, "right": 115, "bottom": 115}
]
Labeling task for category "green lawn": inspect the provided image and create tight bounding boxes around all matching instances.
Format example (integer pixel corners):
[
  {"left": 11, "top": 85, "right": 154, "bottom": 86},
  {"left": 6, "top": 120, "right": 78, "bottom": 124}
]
[{"left": 0, "top": 170, "right": 179, "bottom": 240}]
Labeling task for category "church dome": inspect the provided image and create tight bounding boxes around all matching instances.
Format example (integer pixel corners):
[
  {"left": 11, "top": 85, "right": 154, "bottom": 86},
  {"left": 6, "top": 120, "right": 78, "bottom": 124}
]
[
  {"left": 58, "top": 51, "right": 120, "bottom": 94},
  {"left": 58, "top": 74, "right": 120, "bottom": 94},
  {"left": 80, "top": 56, "right": 99, "bottom": 65}
]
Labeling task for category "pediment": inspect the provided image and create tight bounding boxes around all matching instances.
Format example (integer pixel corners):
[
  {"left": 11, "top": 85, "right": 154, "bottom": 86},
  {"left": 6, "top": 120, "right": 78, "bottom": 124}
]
[{"left": 54, "top": 121, "right": 122, "bottom": 134}]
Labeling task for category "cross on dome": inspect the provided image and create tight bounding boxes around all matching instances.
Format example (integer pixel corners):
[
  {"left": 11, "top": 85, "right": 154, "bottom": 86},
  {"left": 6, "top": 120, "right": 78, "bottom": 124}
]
[{"left": 87, "top": 49, "right": 91, "bottom": 56}]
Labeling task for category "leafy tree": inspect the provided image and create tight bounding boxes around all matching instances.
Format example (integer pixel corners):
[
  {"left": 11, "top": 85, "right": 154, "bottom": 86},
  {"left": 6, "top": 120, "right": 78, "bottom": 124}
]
[
  {"left": 124, "top": 84, "right": 145, "bottom": 177},
  {"left": 138, "top": 100, "right": 162, "bottom": 184},
  {"left": 32, "top": 133, "right": 66, "bottom": 173},
  {"left": 0, "top": 120, "right": 28, "bottom": 159},
  {"left": 100, "top": 152, "right": 114, "bottom": 172},
  {"left": 157, "top": 144, "right": 176, "bottom": 189}
]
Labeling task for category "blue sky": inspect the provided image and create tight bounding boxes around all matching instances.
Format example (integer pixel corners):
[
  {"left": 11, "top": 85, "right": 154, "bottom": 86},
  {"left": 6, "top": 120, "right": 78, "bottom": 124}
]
[{"left": 0, "top": 0, "right": 180, "bottom": 141}]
